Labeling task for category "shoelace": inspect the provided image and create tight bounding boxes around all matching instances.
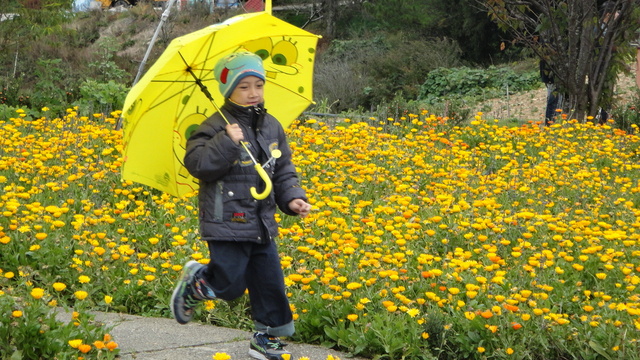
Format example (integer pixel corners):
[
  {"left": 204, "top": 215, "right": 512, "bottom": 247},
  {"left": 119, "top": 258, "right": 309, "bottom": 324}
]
[
  {"left": 265, "top": 337, "right": 286, "bottom": 350},
  {"left": 183, "top": 293, "right": 200, "bottom": 311}
]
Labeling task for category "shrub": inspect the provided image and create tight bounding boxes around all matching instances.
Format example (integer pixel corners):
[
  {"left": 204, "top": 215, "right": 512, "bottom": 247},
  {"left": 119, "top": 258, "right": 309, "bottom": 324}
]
[
  {"left": 75, "top": 80, "right": 129, "bottom": 116},
  {"left": 612, "top": 88, "right": 640, "bottom": 132},
  {"left": 314, "top": 33, "right": 464, "bottom": 112},
  {"left": 418, "top": 65, "right": 540, "bottom": 102}
]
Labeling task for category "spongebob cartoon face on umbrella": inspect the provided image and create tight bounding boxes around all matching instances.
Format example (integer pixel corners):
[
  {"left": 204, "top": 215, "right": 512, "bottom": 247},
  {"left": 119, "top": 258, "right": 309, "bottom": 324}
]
[{"left": 121, "top": 12, "right": 320, "bottom": 197}]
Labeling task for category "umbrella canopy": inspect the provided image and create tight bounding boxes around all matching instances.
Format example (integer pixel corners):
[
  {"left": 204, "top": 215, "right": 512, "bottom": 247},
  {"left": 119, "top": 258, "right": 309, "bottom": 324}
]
[{"left": 121, "top": 11, "right": 320, "bottom": 197}]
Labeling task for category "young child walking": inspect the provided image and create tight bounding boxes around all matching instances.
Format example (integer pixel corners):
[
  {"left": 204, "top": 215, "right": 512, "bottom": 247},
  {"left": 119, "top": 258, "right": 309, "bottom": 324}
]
[{"left": 170, "top": 51, "right": 311, "bottom": 360}]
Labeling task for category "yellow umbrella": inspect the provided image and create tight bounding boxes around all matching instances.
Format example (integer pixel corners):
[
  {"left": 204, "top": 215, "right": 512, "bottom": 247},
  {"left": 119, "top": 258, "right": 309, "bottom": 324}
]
[{"left": 121, "top": 11, "right": 320, "bottom": 197}]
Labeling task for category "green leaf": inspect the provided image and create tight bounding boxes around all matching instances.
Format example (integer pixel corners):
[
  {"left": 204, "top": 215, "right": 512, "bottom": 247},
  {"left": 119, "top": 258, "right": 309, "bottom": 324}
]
[
  {"left": 10, "top": 350, "right": 22, "bottom": 360},
  {"left": 588, "top": 340, "right": 612, "bottom": 360}
]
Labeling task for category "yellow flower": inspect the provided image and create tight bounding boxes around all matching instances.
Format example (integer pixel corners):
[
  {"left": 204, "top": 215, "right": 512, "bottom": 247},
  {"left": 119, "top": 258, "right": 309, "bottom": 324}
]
[
  {"left": 406, "top": 308, "right": 420, "bottom": 318},
  {"left": 104, "top": 295, "right": 113, "bottom": 305},
  {"left": 31, "top": 288, "right": 45, "bottom": 299},
  {"left": 212, "top": 353, "right": 231, "bottom": 360},
  {"left": 478, "top": 347, "right": 486, "bottom": 353},
  {"left": 53, "top": 282, "right": 67, "bottom": 291},
  {"left": 74, "top": 291, "right": 89, "bottom": 300},
  {"left": 346, "top": 282, "right": 362, "bottom": 290},
  {"left": 78, "top": 275, "right": 91, "bottom": 284},
  {"left": 12, "top": 310, "right": 23, "bottom": 318},
  {"left": 347, "top": 314, "right": 358, "bottom": 321},
  {"left": 68, "top": 339, "right": 83, "bottom": 348}
]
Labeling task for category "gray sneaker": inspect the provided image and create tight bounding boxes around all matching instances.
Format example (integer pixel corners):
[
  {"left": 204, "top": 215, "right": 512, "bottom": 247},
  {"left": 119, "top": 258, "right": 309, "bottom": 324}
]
[
  {"left": 170, "top": 260, "right": 206, "bottom": 324},
  {"left": 248, "top": 332, "right": 291, "bottom": 360}
]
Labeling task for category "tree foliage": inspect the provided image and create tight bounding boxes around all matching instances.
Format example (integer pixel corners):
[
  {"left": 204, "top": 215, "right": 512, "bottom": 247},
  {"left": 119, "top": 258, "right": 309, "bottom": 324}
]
[
  {"left": 481, "top": 0, "right": 640, "bottom": 120},
  {"left": 363, "top": 0, "right": 512, "bottom": 64}
]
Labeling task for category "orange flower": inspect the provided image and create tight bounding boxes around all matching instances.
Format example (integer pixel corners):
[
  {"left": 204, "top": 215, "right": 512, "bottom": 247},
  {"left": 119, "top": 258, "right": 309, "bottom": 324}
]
[
  {"left": 511, "top": 322, "right": 522, "bottom": 330},
  {"left": 480, "top": 310, "right": 493, "bottom": 319},
  {"left": 503, "top": 304, "right": 519, "bottom": 312},
  {"left": 78, "top": 344, "right": 92, "bottom": 353}
]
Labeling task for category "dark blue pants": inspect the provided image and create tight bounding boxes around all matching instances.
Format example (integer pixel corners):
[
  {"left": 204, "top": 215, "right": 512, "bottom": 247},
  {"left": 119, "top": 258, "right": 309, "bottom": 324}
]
[
  {"left": 545, "top": 83, "right": 562, "bottom": 126},
  {"left": 201, "top": 240, "right": 294, "bottom": 337}
]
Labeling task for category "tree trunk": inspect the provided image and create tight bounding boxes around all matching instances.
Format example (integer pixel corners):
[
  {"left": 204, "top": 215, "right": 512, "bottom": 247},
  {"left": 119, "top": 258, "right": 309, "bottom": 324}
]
[
  {"left": 482, "top": 0, "right": 640, "bottom": 122},
  {"left": 324, "top": 0, "right": 337, "bottom": 39}
]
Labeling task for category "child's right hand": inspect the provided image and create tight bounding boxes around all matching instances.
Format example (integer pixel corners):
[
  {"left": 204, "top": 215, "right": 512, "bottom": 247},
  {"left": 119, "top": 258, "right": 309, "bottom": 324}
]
[{"left": 226, "top": 123, "right": 244, "bottom": 145}]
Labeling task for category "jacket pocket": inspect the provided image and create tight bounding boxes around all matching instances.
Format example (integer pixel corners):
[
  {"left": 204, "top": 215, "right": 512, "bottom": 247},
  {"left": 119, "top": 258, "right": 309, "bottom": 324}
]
[
  {"left": 201, "top": 181, "right": 224, "bottom": 224},
  {"left": 221, "top": 181, "right": 256, "bottom": 225}
]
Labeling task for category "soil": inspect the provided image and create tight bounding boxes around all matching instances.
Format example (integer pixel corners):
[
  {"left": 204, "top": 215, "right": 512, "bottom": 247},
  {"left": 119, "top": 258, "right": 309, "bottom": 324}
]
[{"left": 478, "top": 65, "right": 639, "bottom": 122}]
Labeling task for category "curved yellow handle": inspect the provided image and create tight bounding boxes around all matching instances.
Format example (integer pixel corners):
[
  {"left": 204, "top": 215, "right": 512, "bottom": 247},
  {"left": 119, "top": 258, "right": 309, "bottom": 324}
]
[{"left": 250, "top": 164, "right": 272, "bottom": 200}]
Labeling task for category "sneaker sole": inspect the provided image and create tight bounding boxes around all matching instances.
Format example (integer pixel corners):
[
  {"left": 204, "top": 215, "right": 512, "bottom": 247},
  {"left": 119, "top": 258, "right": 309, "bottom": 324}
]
[
  {"left": 248, "top": 348, "right": 290, "bottom": 360},
  {"left": 170, "top": 260, "right": 202, "bottom": 324},
  {"left": 248, "top": 349, "right": 272, "bottom": 360}
]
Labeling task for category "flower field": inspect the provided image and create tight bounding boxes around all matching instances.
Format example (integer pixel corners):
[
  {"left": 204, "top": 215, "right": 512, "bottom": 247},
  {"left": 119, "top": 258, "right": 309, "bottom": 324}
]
[{"left": 1, "top": 107, "right": 640, "bottom": 359}]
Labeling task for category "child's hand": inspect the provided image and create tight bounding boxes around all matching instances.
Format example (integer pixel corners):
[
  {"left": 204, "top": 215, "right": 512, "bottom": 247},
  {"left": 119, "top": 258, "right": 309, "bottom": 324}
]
[
  {"left": 289, "top": 199, "right": 311, "bottom": 218},
  {"left": 226, "top": 124, "right": 244, "bottom": 144}
]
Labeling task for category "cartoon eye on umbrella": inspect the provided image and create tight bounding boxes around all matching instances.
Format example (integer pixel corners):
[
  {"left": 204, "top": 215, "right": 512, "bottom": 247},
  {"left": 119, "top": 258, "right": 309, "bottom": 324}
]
[{"left": 120, "top": 8, "right": 320, "bottom": 198}]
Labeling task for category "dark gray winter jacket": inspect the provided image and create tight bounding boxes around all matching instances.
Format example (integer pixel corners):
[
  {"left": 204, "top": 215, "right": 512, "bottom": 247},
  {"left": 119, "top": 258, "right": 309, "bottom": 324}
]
[{"left": 184, "top": 100, "right": 307, "bottom": 243}]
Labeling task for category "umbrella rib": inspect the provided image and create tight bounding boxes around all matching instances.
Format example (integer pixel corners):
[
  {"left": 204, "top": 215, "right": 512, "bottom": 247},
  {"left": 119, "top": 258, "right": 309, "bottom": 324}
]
[
  {"left": 178, "top": 51, "right": 216, "bottom": 102},
  {"left": 178, "top": 50, "right": 260, "bottom": 167}
]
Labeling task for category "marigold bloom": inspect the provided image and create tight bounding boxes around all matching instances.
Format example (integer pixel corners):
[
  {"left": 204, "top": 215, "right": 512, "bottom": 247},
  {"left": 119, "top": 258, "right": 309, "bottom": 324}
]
[
  {"left": 74, "top": 290, "right": 89, "bottom": 300},
  {"left": 213, "top": 353, "right": 231, "bottom": 360},
  {"left": 31, "top": 287, "right": 45, "bottom": 299},
  {"left": 12, "top": 310, "right": 23, "bottom": 318},
  {"left": 480, "top": 310, "right": 493, "bottom": 319},
  {"left": 53, "top": 283, "right": 67, "bottom": 291},
  {"left": 78, "top": 344, "right": 92, "bottom": 353},
  {"left": 346, "top": 282, "right": 362, "bottom": 290},
  {"left": 68, "top": 339, "right": 83, "bottom": 348}
]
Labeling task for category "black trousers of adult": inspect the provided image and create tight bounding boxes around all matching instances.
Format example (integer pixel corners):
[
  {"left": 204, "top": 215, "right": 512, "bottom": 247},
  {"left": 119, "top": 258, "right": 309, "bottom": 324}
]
[{"left": 201, "top": 240, "right": 294, "bottom": 337}]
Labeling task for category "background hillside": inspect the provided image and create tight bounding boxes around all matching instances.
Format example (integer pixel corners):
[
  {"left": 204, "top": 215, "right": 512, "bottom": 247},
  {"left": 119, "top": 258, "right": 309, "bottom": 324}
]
[{"left": 1, "top": 0, "right": 638, "bottom": 126}]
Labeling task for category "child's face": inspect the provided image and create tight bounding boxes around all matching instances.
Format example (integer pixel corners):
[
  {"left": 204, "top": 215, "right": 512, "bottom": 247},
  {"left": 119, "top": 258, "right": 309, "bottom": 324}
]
[{"left": 229, "top": 75, "right": 265, "bottom": 106}]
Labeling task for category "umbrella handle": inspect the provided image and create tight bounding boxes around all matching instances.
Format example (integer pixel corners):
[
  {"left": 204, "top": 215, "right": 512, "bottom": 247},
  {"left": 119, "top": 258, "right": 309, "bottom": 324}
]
[{"left": 250, "top": 164, "right": 272, "bottom": 200}]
